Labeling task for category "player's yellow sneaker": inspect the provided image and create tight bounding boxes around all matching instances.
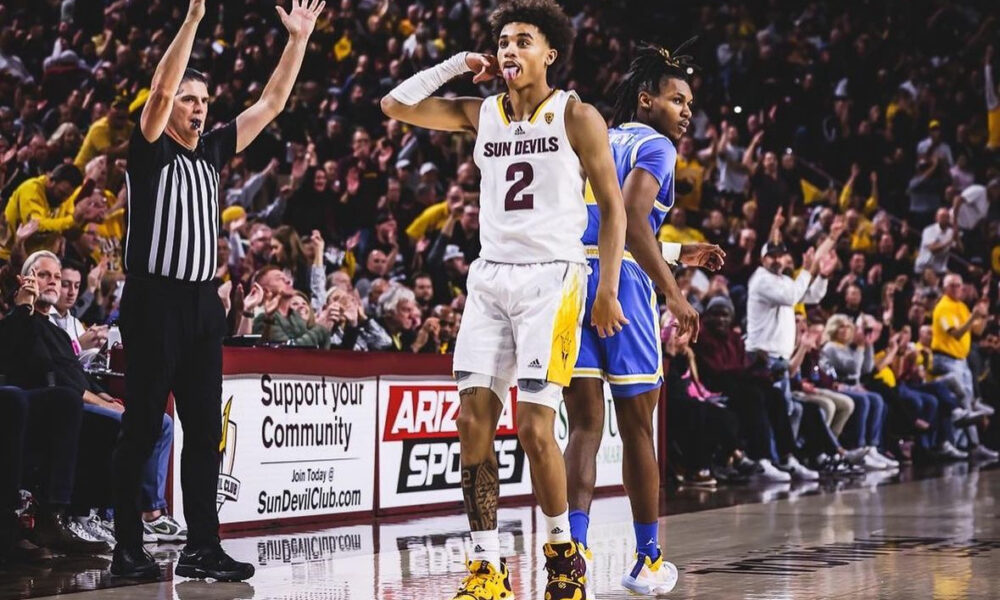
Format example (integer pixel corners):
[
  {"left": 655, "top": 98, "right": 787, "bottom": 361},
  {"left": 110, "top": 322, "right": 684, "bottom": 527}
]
[
  {"left": 452, "top": 559, "right": 516, "bottom": 600},
  {"left": 543, "top": 542, "right": 587, "bottom": 600},
  {"left": 620, "top": 548, "right": 678, "bottom": 595}
]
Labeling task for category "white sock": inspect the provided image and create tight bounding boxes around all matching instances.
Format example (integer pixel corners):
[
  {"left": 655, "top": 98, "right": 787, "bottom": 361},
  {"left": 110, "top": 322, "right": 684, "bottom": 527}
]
[
  {"left": 544, "top": 508, "right": 572, "bottom": 544},
  {"left": 470, "top": 529, "right": 501, "bottom": 569}
]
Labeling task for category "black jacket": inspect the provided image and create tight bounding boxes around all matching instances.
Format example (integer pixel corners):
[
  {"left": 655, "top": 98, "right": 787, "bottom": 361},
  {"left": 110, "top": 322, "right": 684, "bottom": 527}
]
[{"left": 0, "top": 305, "right": 90, "bottom": 395}]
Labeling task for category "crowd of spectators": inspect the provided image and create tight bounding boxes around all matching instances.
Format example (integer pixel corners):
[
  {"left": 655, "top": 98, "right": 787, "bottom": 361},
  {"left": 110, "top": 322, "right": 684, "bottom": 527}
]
[{"left": 0, "top": 0, "right": 999, "bottom": 560}]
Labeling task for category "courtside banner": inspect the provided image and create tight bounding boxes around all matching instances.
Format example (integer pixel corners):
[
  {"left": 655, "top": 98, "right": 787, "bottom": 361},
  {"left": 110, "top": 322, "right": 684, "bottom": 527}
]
[
  {"left": 377, "top": 377, "right": 532, "bottom": 509},
  {"left": 172, "top": 373, "right": 377, "bottom": 526},
  {"left": 553, "top": 381, "right": 658, "bottom": 488}
]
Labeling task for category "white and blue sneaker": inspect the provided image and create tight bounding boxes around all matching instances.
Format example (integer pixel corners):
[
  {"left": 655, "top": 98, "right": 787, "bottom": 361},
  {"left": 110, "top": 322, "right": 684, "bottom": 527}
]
[{"left": 621, "top": 548, "right": 678, "bottom": 595}]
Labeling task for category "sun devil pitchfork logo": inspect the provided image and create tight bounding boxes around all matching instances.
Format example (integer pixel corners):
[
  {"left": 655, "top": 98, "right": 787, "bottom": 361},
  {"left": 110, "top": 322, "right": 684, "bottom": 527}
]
[{"left": 217, "top": 397, "right": 242, "bottom": 512}]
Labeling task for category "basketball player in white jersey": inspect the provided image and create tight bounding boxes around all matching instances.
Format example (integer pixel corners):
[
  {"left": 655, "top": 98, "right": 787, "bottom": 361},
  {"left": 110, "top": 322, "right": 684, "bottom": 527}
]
[{"left": 381, "top": 1, "right": 628, "bottom": 598}]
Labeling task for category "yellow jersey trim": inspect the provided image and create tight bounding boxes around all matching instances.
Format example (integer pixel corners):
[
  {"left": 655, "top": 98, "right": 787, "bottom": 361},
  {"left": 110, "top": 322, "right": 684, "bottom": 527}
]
[
  {"left": 584, "top": 245, "right": 636, "bottom": 263},
  {"left": 496, "top": 94, "right": 511, "bottom": 126},
  {"left": 529, "top": 89, "right": 559, "bottom": 124},
  {"left": 497, "top": 89, "right": 559, "bottom": 126},
  {"left": 546, "top": 268, "right": 583, "bottom": 386}
]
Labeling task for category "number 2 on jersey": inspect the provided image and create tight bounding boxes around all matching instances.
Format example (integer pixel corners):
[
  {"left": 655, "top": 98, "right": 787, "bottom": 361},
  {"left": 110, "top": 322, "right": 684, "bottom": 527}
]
[{"left": 504, "top": 162, "right": 534, "bottom": 211}]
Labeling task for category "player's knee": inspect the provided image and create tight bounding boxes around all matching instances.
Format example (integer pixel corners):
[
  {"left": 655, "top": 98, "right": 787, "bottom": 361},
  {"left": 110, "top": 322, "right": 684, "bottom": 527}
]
[
  {"left": 569, "top": 412, "right": 604, "bottom": 439},
  {"left": 516, "top": 417, "right": 552, "bottom": 457},
  {"left": 456, "top": 408, "right": 490, "bottom": 439}
]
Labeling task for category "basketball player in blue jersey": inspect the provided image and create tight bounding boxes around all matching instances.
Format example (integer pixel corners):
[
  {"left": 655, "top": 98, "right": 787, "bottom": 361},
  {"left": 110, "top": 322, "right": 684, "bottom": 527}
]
[{"left": 566, "top": 42, "right": 725, "bottom": 597}]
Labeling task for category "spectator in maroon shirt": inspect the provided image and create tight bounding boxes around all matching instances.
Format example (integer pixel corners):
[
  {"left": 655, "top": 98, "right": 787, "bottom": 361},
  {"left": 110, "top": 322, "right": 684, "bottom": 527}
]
[{"left": 694, "top": 295, "right": 800, "bottom": 481}]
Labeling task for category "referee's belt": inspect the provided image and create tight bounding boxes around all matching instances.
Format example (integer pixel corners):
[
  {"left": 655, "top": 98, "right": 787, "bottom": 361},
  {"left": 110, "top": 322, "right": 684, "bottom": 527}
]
[{"left": 584, "top": 245, "right": 637, "bottom": 263}]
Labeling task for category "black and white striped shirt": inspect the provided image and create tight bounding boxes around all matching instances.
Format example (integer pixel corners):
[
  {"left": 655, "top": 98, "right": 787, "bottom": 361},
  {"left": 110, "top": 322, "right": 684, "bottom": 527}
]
[{"left": 123, "top": 122, "right": 236, "bottom": 282}]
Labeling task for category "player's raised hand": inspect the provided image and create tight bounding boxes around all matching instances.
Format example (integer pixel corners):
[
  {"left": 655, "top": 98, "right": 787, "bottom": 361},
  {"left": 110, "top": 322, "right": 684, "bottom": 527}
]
[
  {"left": 277, "top": 0, "right": 326, "bottom": 40},
  {"left": 680, "top": 243, "right": 726, "bottom": 271},
  {"left": 591, "top": 286, "right": 629, "bottom": 339},
  {"left": 465, "top": 53, "right": 500, "bottom": 83},
  {"left": 186, "top": 0, "right": 206, "bottom": 23}
]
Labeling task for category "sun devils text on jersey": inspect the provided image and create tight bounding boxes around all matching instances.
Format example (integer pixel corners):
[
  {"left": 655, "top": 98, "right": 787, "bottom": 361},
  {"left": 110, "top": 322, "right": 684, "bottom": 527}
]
[{"left": 473, "top": 89, "right": 587, "bottom": 265}]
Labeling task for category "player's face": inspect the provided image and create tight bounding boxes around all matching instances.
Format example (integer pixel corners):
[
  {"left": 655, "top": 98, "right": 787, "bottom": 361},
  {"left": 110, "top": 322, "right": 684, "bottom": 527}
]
[
  {"left": 497, "top": 23, "right": 557, "bottom": 89},
  {"left": 643, "top": 77, "right": 693, "bottom": 141},
  {"left": 171, "top": 80, "right": 210, "bottom": 137}
]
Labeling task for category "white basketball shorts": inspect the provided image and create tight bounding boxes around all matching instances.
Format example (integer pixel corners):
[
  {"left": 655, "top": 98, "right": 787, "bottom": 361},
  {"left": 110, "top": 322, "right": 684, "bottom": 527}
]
[{"left": 453, "top": 260, "right": 587, "bottom": 410}]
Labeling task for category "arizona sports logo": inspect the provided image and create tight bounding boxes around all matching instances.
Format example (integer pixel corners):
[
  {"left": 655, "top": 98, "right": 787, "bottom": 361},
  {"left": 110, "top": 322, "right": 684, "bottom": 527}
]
[
  {"left": 217, "top": 396, "right": 242, "bottom": 512},
  {"left": 382, "top": 385, "right": 526, "bottom": 494}
]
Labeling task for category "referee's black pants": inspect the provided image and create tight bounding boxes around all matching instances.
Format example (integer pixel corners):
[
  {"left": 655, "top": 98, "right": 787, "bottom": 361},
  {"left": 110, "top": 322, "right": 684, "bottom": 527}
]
[{"left": 113, "top": 275, "right": 226, "bottom": 550}]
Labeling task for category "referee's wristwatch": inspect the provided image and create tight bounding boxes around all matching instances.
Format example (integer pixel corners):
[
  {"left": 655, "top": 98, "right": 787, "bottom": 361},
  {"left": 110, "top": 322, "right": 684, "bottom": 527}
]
[{"left": 241, "top": 310, "right": 255, "bottom": 319}]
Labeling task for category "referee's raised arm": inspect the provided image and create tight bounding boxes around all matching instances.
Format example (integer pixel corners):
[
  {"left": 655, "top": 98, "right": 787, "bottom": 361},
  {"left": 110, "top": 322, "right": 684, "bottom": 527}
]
[
  {"left": 140, "top": 0, "right": 205, "bottom": 144},
  {"left": 234, "top": 0, "right": 326, "bottom": 153}
]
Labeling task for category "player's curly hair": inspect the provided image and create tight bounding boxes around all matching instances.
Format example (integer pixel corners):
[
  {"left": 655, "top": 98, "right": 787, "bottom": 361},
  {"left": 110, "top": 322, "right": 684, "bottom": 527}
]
[
  {"left": 489, "top": 0, "right": 575, "bottom": 72},
  {"left": 612, "top": 39, "right": 699, "bottom": 126}
]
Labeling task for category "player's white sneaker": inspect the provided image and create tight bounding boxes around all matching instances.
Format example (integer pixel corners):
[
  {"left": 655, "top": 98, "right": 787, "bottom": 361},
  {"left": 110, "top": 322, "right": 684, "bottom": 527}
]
[
  {"left": 579, "top": 543, "right": 598, "bottom": 599},
  {"left": 621, "top": 549, "right": 677, "bottom": 595}
]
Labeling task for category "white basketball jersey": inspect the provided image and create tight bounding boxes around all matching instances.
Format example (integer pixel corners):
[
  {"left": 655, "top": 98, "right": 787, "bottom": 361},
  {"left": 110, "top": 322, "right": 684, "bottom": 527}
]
[{"left": 473, "top": 89, "right": 587, "bottom": 264}]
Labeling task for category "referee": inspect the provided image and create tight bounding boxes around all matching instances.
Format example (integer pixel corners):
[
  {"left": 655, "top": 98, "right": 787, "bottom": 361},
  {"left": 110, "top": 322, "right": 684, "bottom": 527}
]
[{"left": 110, "top": 0, "right": 326, "bottom": 580}]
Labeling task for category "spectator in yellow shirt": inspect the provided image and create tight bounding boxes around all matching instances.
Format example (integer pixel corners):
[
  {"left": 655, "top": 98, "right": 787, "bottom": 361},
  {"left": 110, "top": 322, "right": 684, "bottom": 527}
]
[
  {"left": 839, "top": 164, "right": 879, "bottom": 217},
  {"left": 930, "top": 274, "right": 996, "bottom": 458},
  {"left": 675, "top": 136, "right": 706, "bottom": 213},
  {"left": 658, "top": 208, "right": 707, "bottom": 245},
  {"left": 0, "top": 165, "right": 104, "bottom": 260},
  {"left": 844, "top": 208, "right": 875, "bottom": 254},
  {"left": 985, "top": 47, "right": 1000, "bottom": 150},
  {"left": 404, "top": 183, "right": 464, "bottom": 241},
  {"left": 73, "top": 99, "right": 132, "bottom": 172},
  {"left": 66, "top": 156, "right": 126, "bottom": 271}
]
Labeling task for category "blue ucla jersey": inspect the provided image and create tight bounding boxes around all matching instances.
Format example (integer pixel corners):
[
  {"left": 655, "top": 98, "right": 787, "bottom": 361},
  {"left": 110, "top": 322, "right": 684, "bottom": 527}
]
[
  {"left": 581, "top": 122, "right": 676, "bottom": 246},
  {"left": 575, "top": 123, "right": 675, "bottom": 397}
]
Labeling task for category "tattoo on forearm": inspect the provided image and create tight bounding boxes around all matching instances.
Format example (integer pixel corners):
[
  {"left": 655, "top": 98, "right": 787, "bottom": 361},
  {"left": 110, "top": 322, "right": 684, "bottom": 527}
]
[{"left": 462, "top": 460, "right": 499, "bottom": 531}]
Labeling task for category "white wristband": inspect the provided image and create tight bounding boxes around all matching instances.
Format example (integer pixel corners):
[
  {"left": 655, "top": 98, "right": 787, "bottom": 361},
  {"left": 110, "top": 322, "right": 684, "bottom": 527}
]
[
  {"left": 662, "top": 242, "right": 682, "bottom": 265},
  {"left": 388, "top": 53, "right": 472, "bottom": 106}
]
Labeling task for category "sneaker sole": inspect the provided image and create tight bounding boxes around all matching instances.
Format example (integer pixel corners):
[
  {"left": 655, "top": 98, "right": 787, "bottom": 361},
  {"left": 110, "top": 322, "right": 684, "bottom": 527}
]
[
  {"left": 175, "top": 564, "right": 255, "bottom": 582},
  {"left": 621, "top": 576, "right": 656, "bottom": 596},
  {"left": 622, "top": 574, "right": 678, "bottom": 596},
  {"left": 110, "top": 563, "right": 161, "bottom": 580}
]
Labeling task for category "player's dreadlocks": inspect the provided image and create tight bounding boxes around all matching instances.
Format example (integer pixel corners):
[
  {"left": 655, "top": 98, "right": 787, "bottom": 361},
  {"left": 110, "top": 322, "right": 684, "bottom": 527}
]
[
  {"left": 611, "top": 38, "right": 699, "bottom": 126},
  {"left": 489, "top": 0, "right": 576, "bottom": 73}
]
